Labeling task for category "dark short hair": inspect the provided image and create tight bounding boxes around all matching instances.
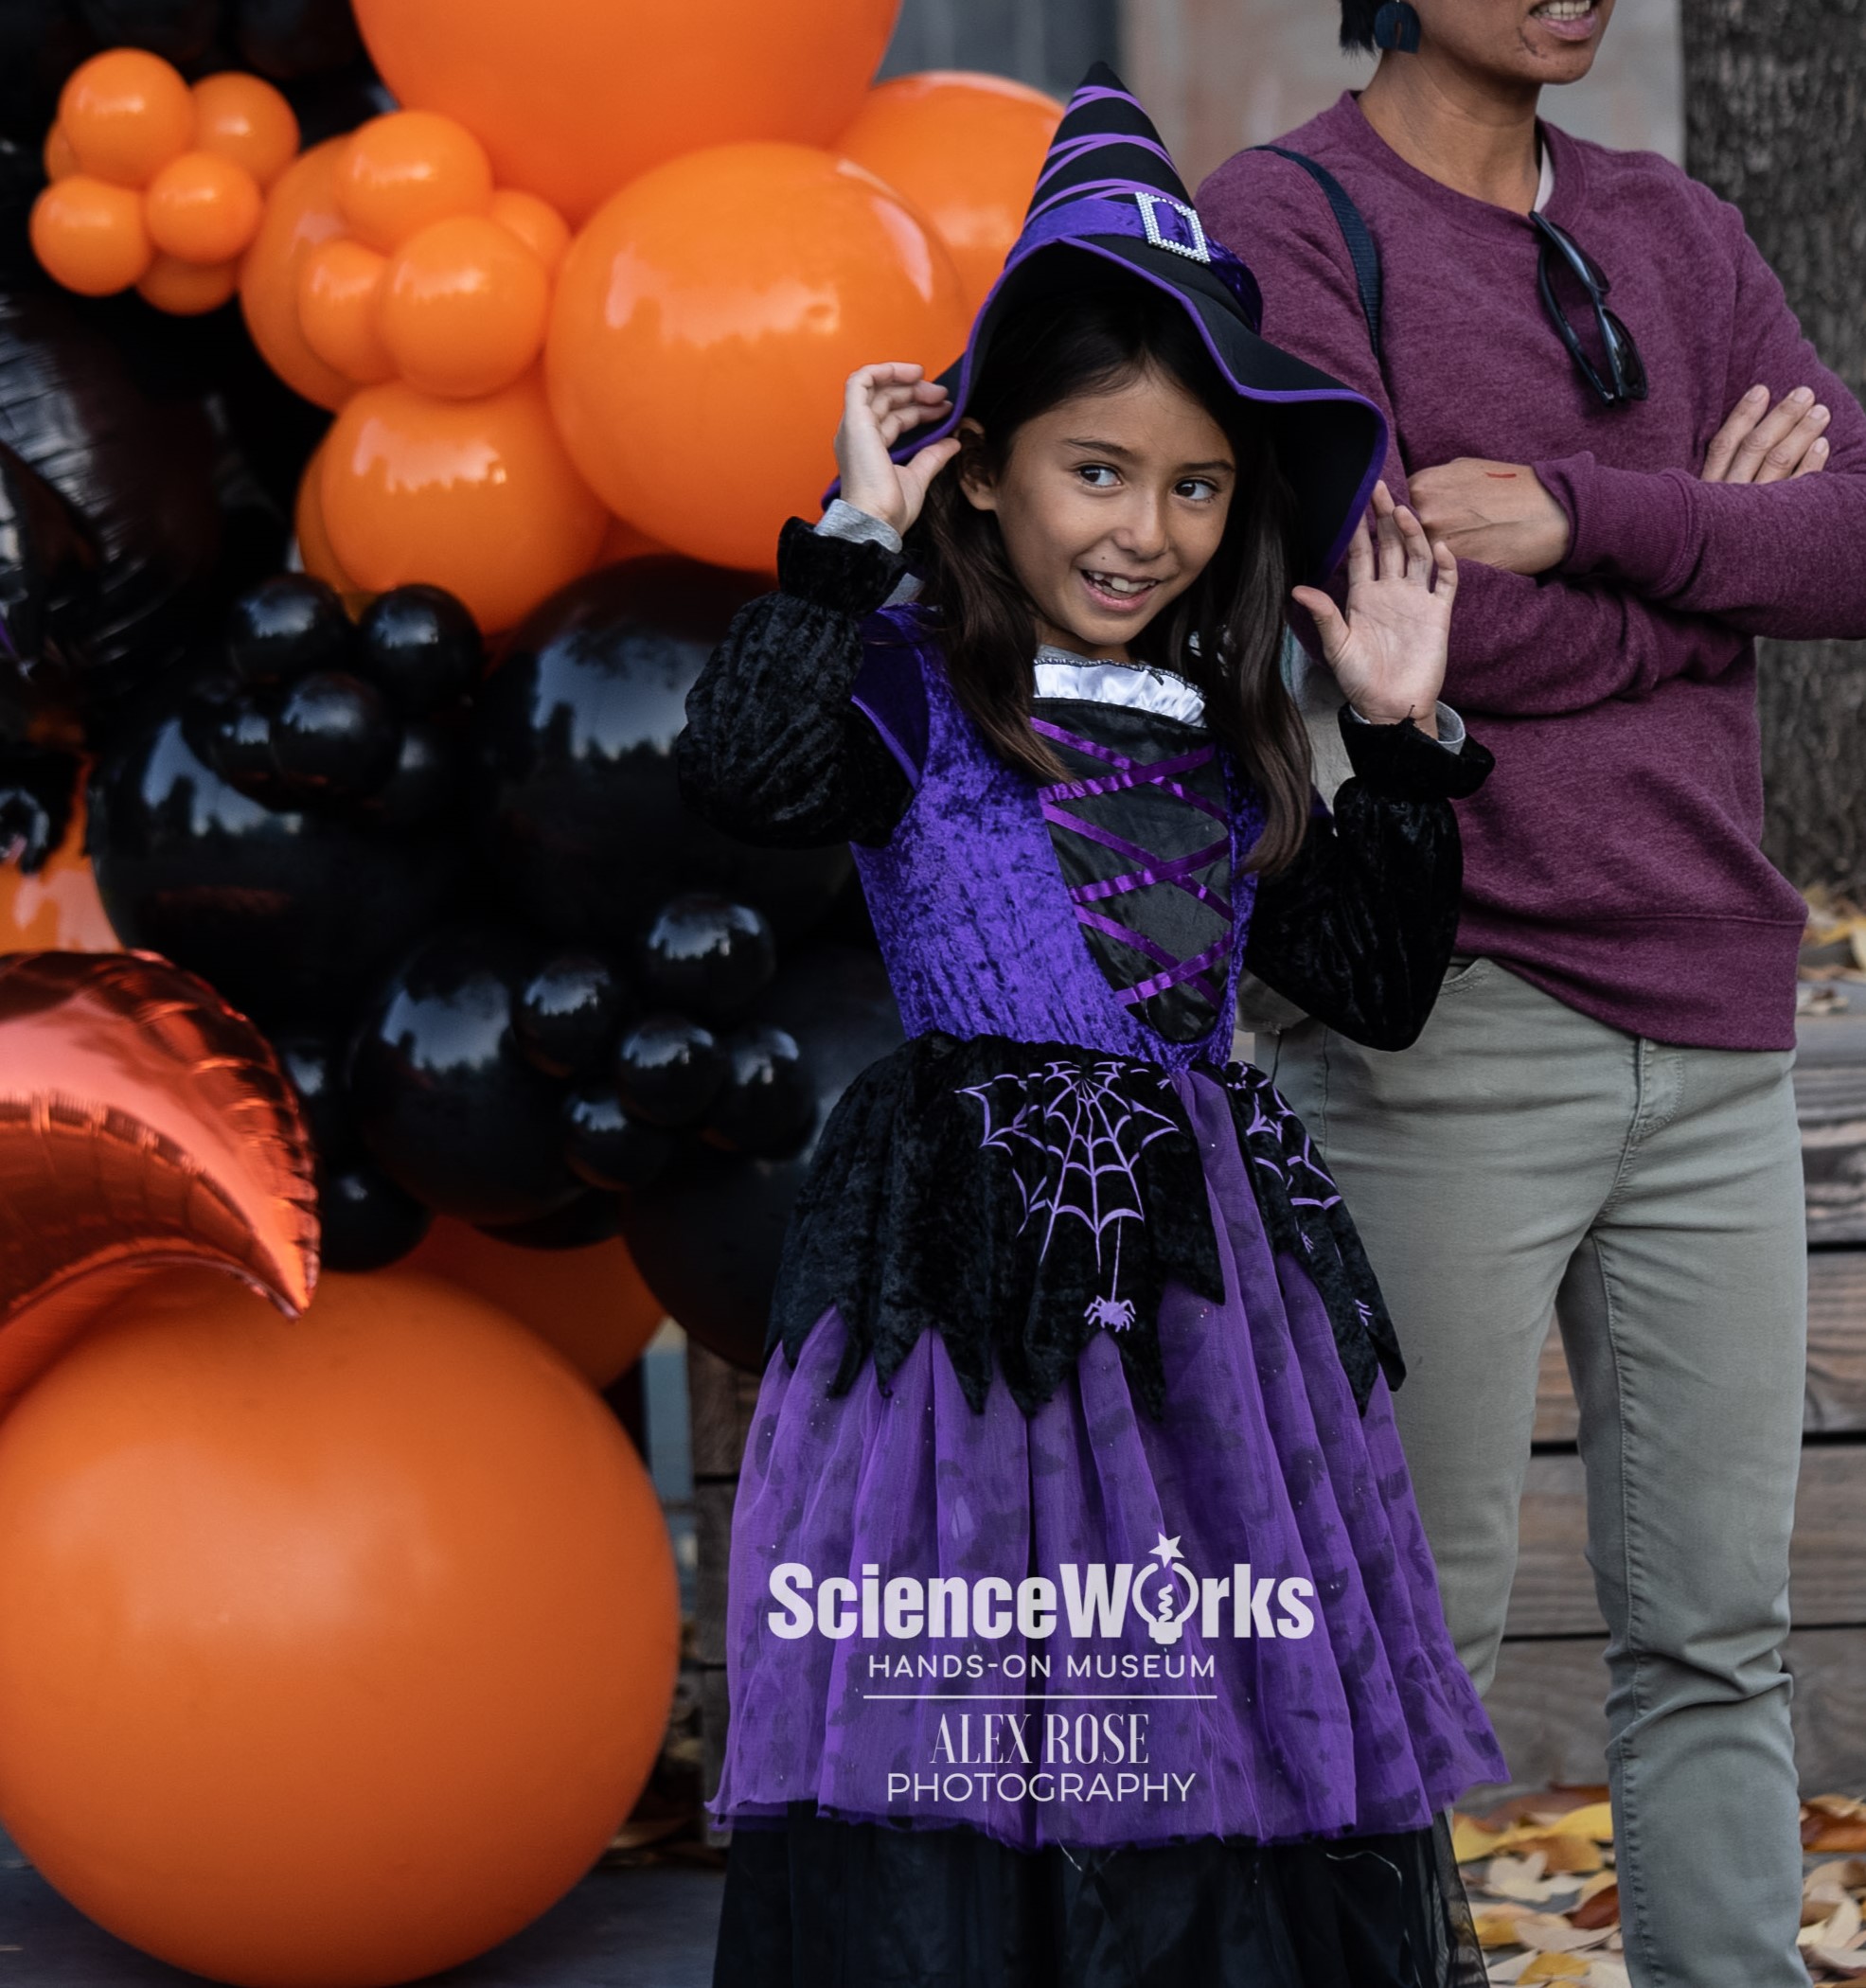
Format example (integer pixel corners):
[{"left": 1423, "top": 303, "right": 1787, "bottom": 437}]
[{"left": 1340, "top": 0, "right": 1379, "bottom": 52}]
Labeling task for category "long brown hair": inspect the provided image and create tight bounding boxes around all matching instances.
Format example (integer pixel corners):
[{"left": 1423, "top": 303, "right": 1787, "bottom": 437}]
[{"left": 906, "top": 264, "right": 1315, "bottom": 875}]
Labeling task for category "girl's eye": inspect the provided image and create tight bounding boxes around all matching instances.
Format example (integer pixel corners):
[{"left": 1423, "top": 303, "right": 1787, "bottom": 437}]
[
  {"left": 1076, "top": 464, "right": 1120, "bottom": 488},
  {"left": 1177, "top": 478, "right": 1221, "bottom": 502}
]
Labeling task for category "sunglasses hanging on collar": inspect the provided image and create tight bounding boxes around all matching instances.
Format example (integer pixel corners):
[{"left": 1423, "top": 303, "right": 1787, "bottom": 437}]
[{"left": 1531, "top": 210, "right": 1649, "bottom": 408}]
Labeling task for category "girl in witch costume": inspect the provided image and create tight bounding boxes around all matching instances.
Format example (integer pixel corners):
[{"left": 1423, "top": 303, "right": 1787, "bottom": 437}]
[{"left": 679, "top": 65, "right": 1507, "bottom": 1988}]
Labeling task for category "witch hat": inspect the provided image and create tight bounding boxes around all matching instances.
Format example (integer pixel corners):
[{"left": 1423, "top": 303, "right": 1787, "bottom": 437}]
[{"left": 892, "top": 62, "right": 1388, "bottom": 582}]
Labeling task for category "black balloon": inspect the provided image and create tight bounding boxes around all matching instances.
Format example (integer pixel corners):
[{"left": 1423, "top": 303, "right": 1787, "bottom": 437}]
[
  {"left": 702, "top": 1025, "right": 815, "bottom": 1158},
  {"left": 347, "top": 925, "right": 584, "bottom": 1226},
  {"left": 320, "top": 1160, "right": 433, "bottom": 1272},
  {"left": 78, "top": 0, "right": 220, "bottom": 64},
  {"left": 356, "top": 584, "right": 482, "bottom": 715},
  {"left": 637, "top": 892, "right": 775, "bottom": 1021},
  {"left": 237, "top": 0, "right": 364, "bottom": 78},
  {"left": 514, "top": 951, "right": 628, "bottom": 1077},
  {"left": 199, "top": 687, "right": 290, "bottom": 806},
  {"left": 562, "top": 1085, "right": 675, "bottom": 1191},
  {"left": 351, "top": 717, "right": 461, "bottom": 832},
  {"left": 473, "top": 556, "right": 851, "bottom": 949},
  {"left": 227, "top": 574, "right": 350, "bottom": 686},
  {"left": 613, "top": 1012, "right": 726, "bottom": 1128},
  {"left": 0, "top": 439, "right": 97, "bottom": 702},
  {"left": 621, "top": 945, "right": 905, "bottom": 1369},
  {"left": 0, "top": 741, "right": 77, "bottom": 871},
  {"left": 89, "top": 704, "right": 465, "bottom": 1026},
  {"left": 475, "top": 1190, "right": 624, "bottom": 1251},
  {"left": 272, "top": 668, "right": 400, "bottom": 797},
  {"left": 273, "top": 1028, "right": 360, "bottom": 1164}
]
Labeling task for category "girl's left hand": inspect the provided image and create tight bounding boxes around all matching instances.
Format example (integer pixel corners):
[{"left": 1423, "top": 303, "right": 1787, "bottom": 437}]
[{"left": 1291, "top": 482, "right": 1457, "bottom": 733}]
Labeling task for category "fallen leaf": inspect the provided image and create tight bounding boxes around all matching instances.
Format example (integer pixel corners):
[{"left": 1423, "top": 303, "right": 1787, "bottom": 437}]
[
  {"left": 1484, "top": 1852, "right": 1579, "bottom": 1904},
  {"left": 1806, "top": 1859, "right": 1866, "bottom": 1895},
  {"left": 1583, "top": 1962, "right": 1632, "bottom": 1988},
  {"left": 1507, "top": 1832, "right": 1604, "bottom": 1874},
  {"left": 1454, "top": 1812, "right": 1509, "bottom": 1862},
  {"left": 1571, "top": 1882, "right": 1620, "bottom": 1931},
  {"left": 1576, "top": 1872, "right": 1618, "bottom": 1907},
  {"left": 1546, "top": 1800, "right": 1614, "bottom": 1842},
  {"left": 1475, "top": 1908, "right": 1534, "bottom": 1949},
  {"left": 1804, "top": 1815, "right": 1866, "bottom": 1853},
  {"left": 1517, "top": 1958, "right": 1591, "bottom": 1983},
  {"left": 1810, "top": 1795, "right": 1866, "bottom": 1819}
]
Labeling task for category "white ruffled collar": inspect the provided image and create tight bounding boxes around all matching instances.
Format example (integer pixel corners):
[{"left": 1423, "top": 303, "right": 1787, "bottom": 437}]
[{"left": 1031, "top": 646, "right": 1206, "bottom": 726}]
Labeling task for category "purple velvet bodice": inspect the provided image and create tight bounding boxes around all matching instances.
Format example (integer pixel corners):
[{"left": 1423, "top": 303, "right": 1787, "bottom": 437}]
[{"left": 850, "top": 612, "right": 1265, "bottom": 1077}]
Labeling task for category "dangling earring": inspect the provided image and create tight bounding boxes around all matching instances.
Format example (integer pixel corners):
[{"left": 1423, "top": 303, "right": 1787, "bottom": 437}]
[{"left": 1373, "top": 2, "right": 1422, "bottom": 51}]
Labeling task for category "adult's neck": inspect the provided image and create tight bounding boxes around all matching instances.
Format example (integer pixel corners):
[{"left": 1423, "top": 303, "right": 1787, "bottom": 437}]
[{"left": 1355, "top": 50, "right": 1544, "bottom": 214}]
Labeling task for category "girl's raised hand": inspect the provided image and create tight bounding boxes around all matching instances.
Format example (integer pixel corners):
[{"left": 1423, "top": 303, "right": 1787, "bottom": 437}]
[
  {"left": 833, "top": 364, "right": 959, "bottom": 537},
  {"left": 1291, "top": 482, "right": 1458, "bottom": 733}
]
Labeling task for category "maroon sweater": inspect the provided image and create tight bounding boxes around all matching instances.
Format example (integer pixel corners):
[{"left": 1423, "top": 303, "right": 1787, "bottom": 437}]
[{"left": 1200, "top": 94, "right": 1866, "bottom": 1051}]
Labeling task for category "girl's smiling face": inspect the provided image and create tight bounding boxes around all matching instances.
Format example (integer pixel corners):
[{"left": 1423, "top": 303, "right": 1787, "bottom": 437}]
[{"left": 958, "top": 363, "right": 1236, "bottom": 663}]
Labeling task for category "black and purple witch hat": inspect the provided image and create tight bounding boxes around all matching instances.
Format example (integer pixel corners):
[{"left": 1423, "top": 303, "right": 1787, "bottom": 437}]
[{"left": 897, "top": 63, "right": 1388, "bottom": 581}]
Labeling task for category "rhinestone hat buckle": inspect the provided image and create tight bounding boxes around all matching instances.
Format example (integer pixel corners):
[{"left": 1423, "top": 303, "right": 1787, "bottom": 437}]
[{"left": 1133, "top": 190, "right": 1210, "bottom": 263}]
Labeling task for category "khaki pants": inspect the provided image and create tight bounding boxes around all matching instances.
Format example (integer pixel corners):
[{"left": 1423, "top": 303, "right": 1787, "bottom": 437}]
[{"left": 1267, "top": 957, "right": 1807, "bottom": 1988}]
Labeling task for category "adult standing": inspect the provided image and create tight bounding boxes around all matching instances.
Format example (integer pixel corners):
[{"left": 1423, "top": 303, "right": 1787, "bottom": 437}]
[{"left": 1198, "top": 5, "right": 1866, "bottom": 1985}]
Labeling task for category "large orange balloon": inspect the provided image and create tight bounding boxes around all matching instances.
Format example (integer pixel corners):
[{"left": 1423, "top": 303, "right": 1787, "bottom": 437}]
[
  {"left": 839, "top": 71, "right": 1062, "bottom": 313},
  {"left": 0, "top": 792, "right": 117, "bottom": 954},
  {"left": 29, "top": 175, "right": 152, "bottom": 295},
  {"left": 239, "top": 139, "right": 354, "bottom": 411},
  {"left": 404, "top": 1219, "right": 665, "bottom": 1389},
  {"left": 190, "top": 72, "right": 299, "bottom": 189},
  {"left": 0, "top": 953, "right": 316, "bottom": 1419},
  {"left": 293, "top": 435, "right": 366, "bottom": 603},
  {"left": 0, "top": 1267, "right": 679, "bottom": 1988},
  {"left": 58, "top": 48, "right": 193, "bottom": 189},
  {"left": 489, "top": 187, "right": 571, "bottom": 275},
  {"left": 547, "top": 143, "right": 968, "bottom": 571},
  {"left": 379, "top": 214, "right": 550, "bottom": 399},
  {"left": 321, "top": 370, "right": 607, "bottom": 631},
  {"left": 354, "top": 0, "right": 900, "bottom": 224}
]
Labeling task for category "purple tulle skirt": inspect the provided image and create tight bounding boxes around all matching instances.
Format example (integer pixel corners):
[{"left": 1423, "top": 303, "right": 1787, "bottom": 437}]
[{"left": 710, "top": 1067, "right": 1507, "bottom": 1853}]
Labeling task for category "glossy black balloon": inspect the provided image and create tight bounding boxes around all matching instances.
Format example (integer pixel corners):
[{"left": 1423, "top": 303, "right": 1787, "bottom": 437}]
[
  {"left": 561, "top": 1084, "right": 676, "bottom": 1191},
  {"left": 272, "top": 1029, "right": 360, "bottom": 1163},
  {"left": 514, "top": 951, "right": 628, "bottom": 1077},
  {"left": 0, "top": 7, "right": 91, "bottom": 148},
  {"left": 319, "top": 1159, "right": 433, "bottom": 1272},
  {"left": 236, "top": 0, "right": 364, "bottom": 78},
  {"left": 702, "top": 1025, "right": 814, "bottom": 1158},
  {"left": 637, "top": 892, "right": 775, "bottom": 1021},
  {"left": 621, "top": 945, "right": 905, "bottom": 1369},
  {"left": 613, "top": 1012, "right": 726, "bottom": 1128},
  {"left": 350, "top": 717, "right": 461, "bottom": 832},
  {"left": 88, "top": 706, "right": 465, "bottom": 1026},
  {"left": 78, "top": 0, "right": 220, "bottom": 64},
  {"left": 347, "top": 925, "right": 584, "bottom": 1226},
  {"left": 272, "top": 668, "right": 400, "bottom": 797},
  {"left": 0, "top": 439, "right": 97, "bottom": 694},
  {"left": 473, "top": 556, "right": 850, "bottom": 948},
  {"left": 356, "top": 584, "right": 482, "bottom": 716},
  {"left": 475, "top": 1190, "right": 623, "bottom": 1251},
  {"left": 0, "top": 741, "right": 77, "bottom": 872},
  {"left": 199, "top": 688, "right": 290, "bottom": 807},
  {"left": 227, "top": 574, "right": 350, "bottom": 686}
]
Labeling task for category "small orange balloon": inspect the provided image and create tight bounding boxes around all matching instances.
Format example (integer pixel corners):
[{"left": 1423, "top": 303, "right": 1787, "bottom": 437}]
[
  {"left": 293, "top": 438, "right": 367, "bottom": 604},
  {"left": 379, "top": 214, "right": 549, "bottom": 399},
  {"left": 839, "top": 72, "right": 1063, "bottom": 313},
  {"left": 405, "top": 1220, "right": 665, "bottom": 1389},
  {"left": 322, "top": 370, "right": 607, "bottom": 632},
  {"left": 144, "top": 150, "right": 263, "bottom": 264},
  {"left": 0, "top": 790, "right": 118, "bottom": 955},
  {"left": 43, "top": 125, "right": 79, "bottom": 183},
  {"left": 489, "top": 188, "right": 570, "bottom": 275},
  {"left": 0, "top": 1266, "right": 679, "bottom": 1988},
  {"left": 190, "top": 71, "right": 299, "bottom": 188},
  {"left": 546, "top": 142, "right": 969, "bottom": 572},
  {"left": 238, "top": 138, "right": 354, "bottom": 411},
  {"left": 59, "top": 48, "right": 194, "bottom": 189},
  {"left": 297, "top": 236, "right": 394, "bottom": 384},
  {"left": 30, "top": 175, "right": 153, "bottom": 295},
  {"left": 336, "top": 110, "right": 493, "bottom": 255},
  {"left": 137, "top": 252, "right": 240, "bottom": 314}
]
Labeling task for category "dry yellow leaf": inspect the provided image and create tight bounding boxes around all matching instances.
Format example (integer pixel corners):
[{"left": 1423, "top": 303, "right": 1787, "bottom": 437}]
[
  {"left": 1809, "top": 1795, "right": 1866, "bottom": 1819},
  {"left": 1475, "top": 1908, "right": 1531, "bottom": 1949},
  {"left": 1549, "top": 1801, "right": 1614, "bottom": 1842},
  {"left": 1518, "top": 1957, "right": 1591, "bottom": 1984},
  {"left": 1452, "top": 1811, "right": 1506, "bottom": 1862},
  {"left": 1507, "top": 1832, "right": 1604, "bottom": 1874}
]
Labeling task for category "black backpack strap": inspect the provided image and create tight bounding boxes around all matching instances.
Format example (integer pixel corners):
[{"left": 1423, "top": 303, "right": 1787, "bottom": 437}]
[{"left": 1252, "top": 144, "right": 1384, "bottom": 367}]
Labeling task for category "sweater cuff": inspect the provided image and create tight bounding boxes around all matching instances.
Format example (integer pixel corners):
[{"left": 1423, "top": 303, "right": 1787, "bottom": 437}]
[
  {"left": 1336, "top": 703, "right": 1493, "bottom": 801},
  {"left": 1534, "top": 452, "right": 1696, "bottom": 595},
  {"left": 775, "top": 514, "right": 911, "bottom": 616}
]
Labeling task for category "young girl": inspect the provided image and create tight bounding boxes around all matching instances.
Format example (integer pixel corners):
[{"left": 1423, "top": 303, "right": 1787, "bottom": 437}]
[{"left": 678, "top": 64, "right": 1506, "bottom": 1988}]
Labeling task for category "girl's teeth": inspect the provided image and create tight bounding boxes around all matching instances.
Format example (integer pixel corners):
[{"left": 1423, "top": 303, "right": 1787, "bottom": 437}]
[{"left": 1535, "top": 2, "right": 1593, "bottom": 16}]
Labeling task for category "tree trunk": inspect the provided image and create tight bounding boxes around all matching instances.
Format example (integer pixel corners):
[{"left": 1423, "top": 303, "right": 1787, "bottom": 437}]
[{"left": 1682, "top": 0, "right": 1866, "bottom": 898}]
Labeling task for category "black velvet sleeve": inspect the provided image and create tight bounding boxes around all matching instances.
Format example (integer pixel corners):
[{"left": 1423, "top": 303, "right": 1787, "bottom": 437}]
[
  {"left": 675, "top": 518, "right": 916, "bottom": 849},
  {"left": 1242, "top": 707, "right": 1495, "bottom": 1052}
]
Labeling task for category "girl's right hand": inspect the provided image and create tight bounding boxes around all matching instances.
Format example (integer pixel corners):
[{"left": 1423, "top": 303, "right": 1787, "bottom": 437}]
[{"left": 834, "top": 364, "right": 959, "bottom": 537}]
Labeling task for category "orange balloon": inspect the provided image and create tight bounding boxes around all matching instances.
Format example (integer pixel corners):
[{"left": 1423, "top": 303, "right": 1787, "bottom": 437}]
[
  {"left": 137, "top": 251, "right": 240, "bottom": 314},
  {"left": 297, "top": 236, "right": 394, "bottom": 384},
  {"left": 145, "top": 150, "right": 264, "bottom": 264},
  {"left": 29, "top": 175, "right": 153, "bottom": 295},
  {"left": 0, "top": 1267, "right": 679, "bottom": 1988},
  {"left": 190, "top": 71, "right": 299, "bottom": 188},
  {"left": 239, "top": 139, "right": 354, "bottom": 410},
  {"left": 0, "top": 953, "right": 316, "bottom": 1420},
  {"left": 293, "top": 436, "right": 366, "bottom": 602},
  {"left": 335, "top": 110, "right": 493, "bottom": 255},
  {"left": 58, "top": 48, "right": 193, "bottom": 189},
  {"left": 839, "top": 71, "right": 1062, "bottom": 313},
  {"left": 489, "top": 187, "right": 570, "bottom": 275},
  {"left": 599, "top": 514, "right": 668, "bottom": 564},
  {"left": 379, "top": 214, "right": 549, "bottom": 399},
  {"left": 547, "top": 142, "right": 968, "bottom": 572},
  {"left": 0, "top": 790, "right": 118, "bottom": 954},
  {"left": 322, "top": 370, "right": 607, "bottom": 632},
  {"left": 43, "top": 125, "right": 79, "bottom": 183},
  {"left": 354, "top": 0, "right": 899, "bottom": 224},
  {"left": 404, "top": 1220, "right": 664, "bottom": 1389}
]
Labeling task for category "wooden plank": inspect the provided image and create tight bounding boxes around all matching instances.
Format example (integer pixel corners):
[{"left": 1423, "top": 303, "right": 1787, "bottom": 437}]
[
  {"left": 1486, "top": 1626, "right": 1866, "bottom": 1800},
  {"left": 1507, "top": 1443, "right": 1866, "bottom": 1638},
  {"left": 1532, "top": 1251, "right": 1866, "bottom": 1444}
]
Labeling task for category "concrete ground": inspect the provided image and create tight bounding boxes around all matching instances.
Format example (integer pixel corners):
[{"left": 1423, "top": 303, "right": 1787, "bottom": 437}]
[{"left": 0, "top": 1828, "right": 725, "bottom": 1988}]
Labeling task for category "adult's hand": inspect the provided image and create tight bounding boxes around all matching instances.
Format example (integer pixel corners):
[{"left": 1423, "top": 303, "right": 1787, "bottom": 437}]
[
  {"left": 1701, "top": 383, "right": 1830, "bottom": 483},
  {"left": 1407, "top": 458, "right": 1572, "bottom": 577}
]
